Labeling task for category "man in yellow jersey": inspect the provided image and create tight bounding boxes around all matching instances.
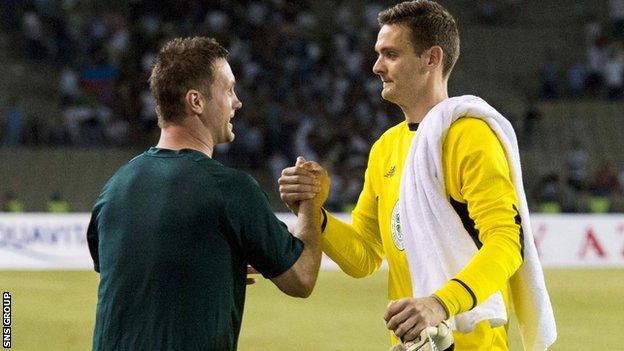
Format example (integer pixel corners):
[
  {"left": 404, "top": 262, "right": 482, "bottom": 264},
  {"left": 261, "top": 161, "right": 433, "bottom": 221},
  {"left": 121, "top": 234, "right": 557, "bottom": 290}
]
[{"left": 280, "top": 1, "right": 542, "bottom": 350}]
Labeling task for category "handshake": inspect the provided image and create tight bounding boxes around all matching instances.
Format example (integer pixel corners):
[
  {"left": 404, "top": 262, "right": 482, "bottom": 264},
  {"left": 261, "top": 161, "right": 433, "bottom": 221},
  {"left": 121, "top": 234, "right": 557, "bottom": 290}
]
[{"left": 278, "top": 156, "right": 331, "bottom": 215}]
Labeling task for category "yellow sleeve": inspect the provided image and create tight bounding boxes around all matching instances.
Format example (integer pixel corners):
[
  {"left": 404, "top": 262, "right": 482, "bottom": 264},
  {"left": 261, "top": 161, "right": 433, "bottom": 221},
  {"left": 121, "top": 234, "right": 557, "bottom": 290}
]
[
  {"left": 434, "top": 118, "right": 524, "bottom": 317},
  {"left": 321, "top": 144, "right": 385, "bottom": 278}
]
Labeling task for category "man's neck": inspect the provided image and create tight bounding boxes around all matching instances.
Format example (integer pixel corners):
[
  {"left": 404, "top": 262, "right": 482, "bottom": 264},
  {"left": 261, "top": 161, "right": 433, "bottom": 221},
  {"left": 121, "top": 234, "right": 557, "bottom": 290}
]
[
  {"left": 156, "top": 121, "right": 215, "bottom": 157},
  {"left": 402, "top": 82, "right": 449, "bottom": 124}
]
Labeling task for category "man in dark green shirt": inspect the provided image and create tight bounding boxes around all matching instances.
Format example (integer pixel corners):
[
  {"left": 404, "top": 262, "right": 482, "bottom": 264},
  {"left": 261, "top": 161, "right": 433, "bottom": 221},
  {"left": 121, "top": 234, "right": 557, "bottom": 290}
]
[{"left": 87, "top": 37, "right": 327, "bottom": 351}]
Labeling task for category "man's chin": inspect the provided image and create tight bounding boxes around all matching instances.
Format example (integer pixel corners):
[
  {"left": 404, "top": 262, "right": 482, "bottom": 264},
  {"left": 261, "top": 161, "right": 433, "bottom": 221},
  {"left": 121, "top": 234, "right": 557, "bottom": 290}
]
[
  {"left": 215, "top": 133, "right": 235, "bottom": 145},
  {"left": 381, "top": 90, "right": 396, "bottom": 103}
]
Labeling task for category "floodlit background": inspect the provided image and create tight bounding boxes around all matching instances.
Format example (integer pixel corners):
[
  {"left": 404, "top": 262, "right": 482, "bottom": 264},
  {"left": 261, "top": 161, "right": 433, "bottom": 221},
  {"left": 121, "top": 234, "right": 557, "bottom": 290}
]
[{"left": 1, "top": 0, "right": 624, "bottom": 350}]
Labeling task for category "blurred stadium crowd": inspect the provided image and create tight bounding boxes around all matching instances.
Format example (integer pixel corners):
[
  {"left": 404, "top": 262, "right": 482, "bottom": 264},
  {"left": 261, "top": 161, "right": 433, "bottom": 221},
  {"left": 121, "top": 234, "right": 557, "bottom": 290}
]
[{"left": 1, "top": 0, "right": 624, "bottom": 213}]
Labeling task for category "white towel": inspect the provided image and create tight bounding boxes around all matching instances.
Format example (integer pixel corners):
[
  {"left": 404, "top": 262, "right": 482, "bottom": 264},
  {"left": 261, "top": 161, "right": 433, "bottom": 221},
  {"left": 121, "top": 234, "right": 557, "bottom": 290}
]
[{"left": 399, "top": 95, "right": 556, "bottom": 350}]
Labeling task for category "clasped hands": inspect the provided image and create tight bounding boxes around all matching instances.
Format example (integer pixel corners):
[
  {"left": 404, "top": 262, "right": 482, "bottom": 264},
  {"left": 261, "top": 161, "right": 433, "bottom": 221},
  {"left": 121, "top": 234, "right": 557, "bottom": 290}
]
[
  {"left": 278, "top": 156, "right": 330, "bottom": 214},
  {"left": 248, "top": 157, "right": 329, "bottom": 285}
]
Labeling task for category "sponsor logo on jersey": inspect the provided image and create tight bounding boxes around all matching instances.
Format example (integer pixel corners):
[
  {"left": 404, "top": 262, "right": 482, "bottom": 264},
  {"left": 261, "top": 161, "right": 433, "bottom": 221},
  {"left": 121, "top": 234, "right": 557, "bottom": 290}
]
[{"left": 384, "top": 165, "right": 396, "bottom": 178}]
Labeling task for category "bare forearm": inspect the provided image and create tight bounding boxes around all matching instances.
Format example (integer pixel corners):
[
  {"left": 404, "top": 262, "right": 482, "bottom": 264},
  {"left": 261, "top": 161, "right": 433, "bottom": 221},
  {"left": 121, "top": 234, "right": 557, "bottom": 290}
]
[
  {"left": 295, "top": 201, "right": 322, "bottom": 249},
  {"left": 271, "top": 200, "right": 321, "bottom": 298},
  {"left": 294, "top": 201, "right": 322, "bottom": 289}
]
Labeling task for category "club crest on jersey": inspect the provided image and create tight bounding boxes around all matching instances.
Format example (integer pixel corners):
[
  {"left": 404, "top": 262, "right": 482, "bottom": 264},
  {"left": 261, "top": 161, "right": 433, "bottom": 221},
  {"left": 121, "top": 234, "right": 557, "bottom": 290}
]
[{"left": 391, "top": 202, "right": 404, "bottom": 251}]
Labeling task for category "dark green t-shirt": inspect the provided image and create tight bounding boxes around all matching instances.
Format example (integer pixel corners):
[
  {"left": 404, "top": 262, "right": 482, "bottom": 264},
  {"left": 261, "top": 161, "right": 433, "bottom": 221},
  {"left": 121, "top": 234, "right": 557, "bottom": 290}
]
[{"left": 87, "top": 147, "right": 303, "bottom": 351}]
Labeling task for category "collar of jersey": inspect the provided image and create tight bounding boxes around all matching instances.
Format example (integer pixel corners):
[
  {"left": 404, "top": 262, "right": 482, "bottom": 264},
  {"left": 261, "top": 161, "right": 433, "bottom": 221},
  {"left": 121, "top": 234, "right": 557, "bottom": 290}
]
[{"left": 146, "top": 147, "right": 212, "bottom": 161}]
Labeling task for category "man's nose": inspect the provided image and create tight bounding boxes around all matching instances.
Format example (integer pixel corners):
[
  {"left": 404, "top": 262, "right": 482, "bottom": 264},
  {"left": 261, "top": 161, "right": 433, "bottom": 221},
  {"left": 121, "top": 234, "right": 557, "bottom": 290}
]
[{"left": 372, "top": 57, "right": 384, "bottom": 76}]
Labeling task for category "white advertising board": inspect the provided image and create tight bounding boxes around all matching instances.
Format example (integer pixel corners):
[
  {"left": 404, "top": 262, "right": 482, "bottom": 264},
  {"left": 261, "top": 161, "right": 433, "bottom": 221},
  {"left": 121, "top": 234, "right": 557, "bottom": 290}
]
[
  {"left": 0, "top": 213, "right": 91, "bottom": 270},
  {"left": 529, "top": 214, "right": 624, "bottom": 267},
  {"left": 0, "top": 213, "right": 623, "bottom": 270}
]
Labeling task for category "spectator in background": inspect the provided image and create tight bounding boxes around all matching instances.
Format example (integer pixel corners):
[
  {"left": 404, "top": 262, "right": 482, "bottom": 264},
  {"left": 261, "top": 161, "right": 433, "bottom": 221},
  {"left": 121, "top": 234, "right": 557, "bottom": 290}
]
[
  {"left": 534, "top": 172, "right": 562, "bottom": 213},
  {"left": 2, "top": 96, "right": 24, "bottom": 146},
  {"left": 591, "top": 160, "right": 620, "bottom": 196},
  {"left": 566, "top": 62, "right": 587, "bottom": 98},
  {"left": 538, "top": 59, "right": 559, "bottom": 100},
  {"left": 566, "top": 140, "right": 589, "bottom": 191},
  {"left": 22, "top": 7, "right": 46, "bottom": 60},
  {"left": 585, "top": 37, "right": 609, "bottom": 96},
  {"left": 604, "top": 45, "right": 624, "bottom": 100},
  {"left": 1, "top": 192, "right": 24, "bottom": 212},
  {"left": 522, "top": 103, "right": 541, "bottom": 149},
  {"left": 49, "top": 14, "right": 75, "bottom": 64},
  {"left": 609, "top": 0, "right": 624, "bottom": 38},
  {"left": 139, "top": 88, "right": 158, "bottom": 132},
  {"left": 584, "top": 14, "right": 602, "bottom": 47},
  {"left": 586, "top": 161, "right": 618, "bottom": 213},
  {"left": 106, "top": 14, "right": 130, "bottom": 65},
  {"left": 59, "top": 65, "right": 80, "bottom": 107},
  {"left": 47, "top": 192, "right": 70, "bottom": 213}
]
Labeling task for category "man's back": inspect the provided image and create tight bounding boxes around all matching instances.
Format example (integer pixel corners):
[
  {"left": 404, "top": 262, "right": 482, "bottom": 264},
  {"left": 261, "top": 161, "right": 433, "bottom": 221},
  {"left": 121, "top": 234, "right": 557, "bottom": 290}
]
[{"left": 88, "top": 147, "right": 303, "bottom": 351}]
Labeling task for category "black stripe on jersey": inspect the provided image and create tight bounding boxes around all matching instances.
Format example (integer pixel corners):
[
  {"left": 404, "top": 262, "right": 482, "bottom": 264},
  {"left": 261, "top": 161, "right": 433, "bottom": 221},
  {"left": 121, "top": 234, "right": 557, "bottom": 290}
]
[
  {"left": 449, "top": 198, "right": 482, "bottom": 250},
  {"left": 320, "top": 207, "right": 328, "bottom": 232},
  {"left": 451, "top": 278, "right": 477, "bottom": 310},
  {"left": 512, "top": 204, "right": 525, "bottom": 259}
]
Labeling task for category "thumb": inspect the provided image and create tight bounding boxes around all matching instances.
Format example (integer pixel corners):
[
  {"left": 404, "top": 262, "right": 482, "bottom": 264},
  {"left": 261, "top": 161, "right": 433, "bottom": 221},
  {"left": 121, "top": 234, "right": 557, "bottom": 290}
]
[{"left": 296, "top": 156, "right": 307, "bottom": 166}]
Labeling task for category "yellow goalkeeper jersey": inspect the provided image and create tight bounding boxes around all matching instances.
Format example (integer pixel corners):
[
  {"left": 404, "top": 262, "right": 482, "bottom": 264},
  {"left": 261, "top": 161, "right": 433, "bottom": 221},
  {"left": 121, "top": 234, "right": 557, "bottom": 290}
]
[{"left": 321, "top": 118, "right": 524, "bottom": 350}]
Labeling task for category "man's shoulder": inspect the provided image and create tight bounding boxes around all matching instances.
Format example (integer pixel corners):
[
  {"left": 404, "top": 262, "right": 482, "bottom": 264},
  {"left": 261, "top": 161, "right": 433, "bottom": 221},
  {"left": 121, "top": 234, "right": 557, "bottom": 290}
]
[
  {"left": 216, "top": 167, "right": 261, "bottom": 194},
  {"left": 379, "top": 120, "right": 408, "bottom": 139},
  {"left": 372, "top": 120, "right": 408, "bottom": 151},
  {"left": 449, "top": 117, "right": 491, "bottom": 132},
  {"left": 104, "top": 152, "right": 148, "bottom": 183},
  {"left": 447, "top": 117, "right": 496, "bottom": 142},
  {"left": 446, "top": 117, "right": 502, "bottom": 155}
]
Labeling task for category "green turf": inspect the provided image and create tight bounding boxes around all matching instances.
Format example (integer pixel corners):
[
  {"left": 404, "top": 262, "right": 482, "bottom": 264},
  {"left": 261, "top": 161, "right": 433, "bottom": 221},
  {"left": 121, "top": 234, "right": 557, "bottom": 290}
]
[{"left": 0, "top": 269, "right": 622, "bottom": 350}]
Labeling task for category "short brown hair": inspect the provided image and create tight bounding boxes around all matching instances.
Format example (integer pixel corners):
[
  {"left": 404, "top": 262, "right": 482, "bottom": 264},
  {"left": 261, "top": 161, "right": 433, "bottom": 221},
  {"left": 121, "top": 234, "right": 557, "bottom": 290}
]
[
  {"left": 378, "top": 0, "right": 460, "bottom": 77},
  {"left": 149, "top": 37, "right": 228, "bottom": 126}
]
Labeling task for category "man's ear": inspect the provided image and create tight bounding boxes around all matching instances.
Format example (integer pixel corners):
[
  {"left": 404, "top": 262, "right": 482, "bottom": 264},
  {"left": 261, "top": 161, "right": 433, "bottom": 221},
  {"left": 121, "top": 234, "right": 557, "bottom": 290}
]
[
  {"left": 426, "top": 46, "right": 444, "bottom": 73},
  {"left": 185, "top": 89, "right": 203, "bottom": 115}
]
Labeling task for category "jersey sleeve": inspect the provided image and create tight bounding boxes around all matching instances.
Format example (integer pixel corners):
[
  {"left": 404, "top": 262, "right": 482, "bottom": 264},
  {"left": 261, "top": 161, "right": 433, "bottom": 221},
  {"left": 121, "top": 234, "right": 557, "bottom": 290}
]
[
  {"left": 86, "top": 207, "right": 100, "bottom": 273},
  {"left": 225, "top": 172, "right": 304, "bottom": 279},
  {"left": 434, "top": 118, "right": 524, "bottom": 316},
  {"left": 87, "top": 182, "right": 111, "bottom": 273},
  {"left": 322, "top": 143, "right": 385, "bottom": 278}
]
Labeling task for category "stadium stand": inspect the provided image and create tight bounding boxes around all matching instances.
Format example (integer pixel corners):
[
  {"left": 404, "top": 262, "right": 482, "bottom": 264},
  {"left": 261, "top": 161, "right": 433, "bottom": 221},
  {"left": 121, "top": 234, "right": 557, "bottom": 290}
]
[{"left": 1, "top": 0, "right": 622, "bottom": 212}]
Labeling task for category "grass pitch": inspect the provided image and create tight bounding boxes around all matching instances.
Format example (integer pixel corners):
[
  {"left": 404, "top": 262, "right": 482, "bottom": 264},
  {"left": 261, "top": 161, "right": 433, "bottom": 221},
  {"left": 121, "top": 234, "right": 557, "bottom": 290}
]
[{"left": 0, "top": 269, "right": 622, "bottom": 350}]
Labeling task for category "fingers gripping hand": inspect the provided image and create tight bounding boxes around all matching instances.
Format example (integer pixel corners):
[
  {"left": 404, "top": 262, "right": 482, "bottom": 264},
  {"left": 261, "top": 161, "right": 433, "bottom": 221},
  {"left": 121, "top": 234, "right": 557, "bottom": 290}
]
[
  {"left": 384, "top": 297, "right": 447, "bottom": 342},
  {"left": 279, "top": 156, "right": 319, "bottom": 213},
  {"left": 299, "top": 159, "right": 330, "bottom": 209},
  {"left": 278, "top": 156, "right": 330, "bottom": 213}
]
